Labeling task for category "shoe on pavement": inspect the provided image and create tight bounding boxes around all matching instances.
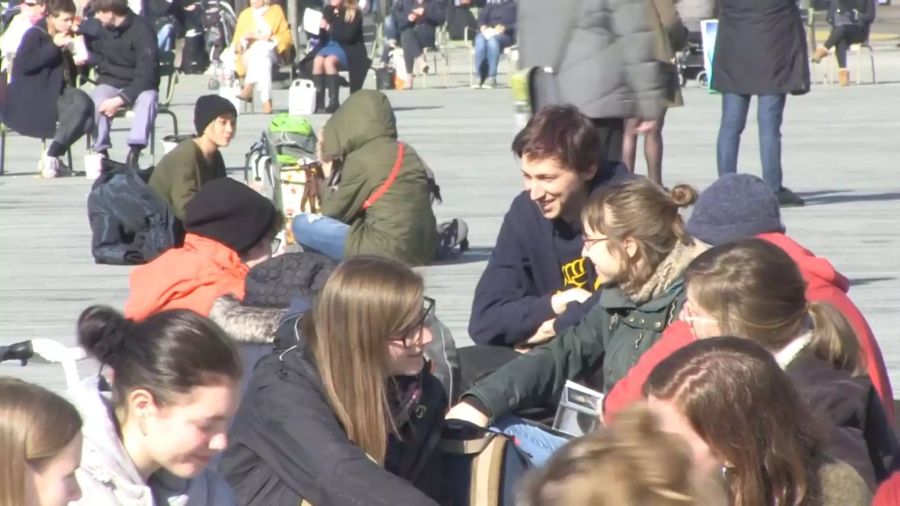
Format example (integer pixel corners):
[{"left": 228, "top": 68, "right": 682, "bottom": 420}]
[
  {"left": 776, "top": 187, "right": 805, "bottom": 207},
  {"left": 482, "top": 77, "right": 496, "bottom": 89}
]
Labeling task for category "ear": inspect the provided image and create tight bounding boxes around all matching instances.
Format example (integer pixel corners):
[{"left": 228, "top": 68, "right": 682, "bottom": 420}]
[
  {"left": 580, "top": 163, "right": 598, "bottom": 182},
  {"left": 126, "top": 388, "right": 161, "bottom": 418},
  {"left": 623, "top": 237, "right": 639, "bottom": 259}
]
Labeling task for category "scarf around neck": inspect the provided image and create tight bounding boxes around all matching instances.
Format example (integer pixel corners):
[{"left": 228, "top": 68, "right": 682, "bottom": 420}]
[{"left": 623, "top": 240, "right": 699, "bottom": 304}]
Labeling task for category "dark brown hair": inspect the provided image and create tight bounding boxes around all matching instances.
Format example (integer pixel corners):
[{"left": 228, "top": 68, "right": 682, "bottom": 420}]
[
  {"left": 519, "top": 404, "right": 724, "bottom": 506},
  {"left": 684, "top": 238, "right": 864, "bottom": 375},
  {"left": 91, "top": 0, "right": 128, "bottom": 15},
  {"left": 645, "top": 337, "right": 825, "bottom": 506},
  {"left": 511, "top": 105, "right": 600, "bottom": 175},
  {"left": 582, "top": 177, "right": 697, "bottom": 291},
  {"left": 47, "top": 0, "right": 76, "bottom": 15},
  {"left": 77, "top": 306, "right": 242, "bottom": 410}
]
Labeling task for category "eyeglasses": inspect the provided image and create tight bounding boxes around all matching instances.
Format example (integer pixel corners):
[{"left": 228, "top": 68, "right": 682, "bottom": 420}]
[
  {"left": 679, "top": 302, "right": 719, "bottom": 325},
  {"left": 270, "top": 236, "right": 282, "bottom": 253},
  {"left": 582, "top": 234, "right": 610, "bottom": 250},
  {"left": 389, "top": 296, "right": 436, "bottom": 348}
]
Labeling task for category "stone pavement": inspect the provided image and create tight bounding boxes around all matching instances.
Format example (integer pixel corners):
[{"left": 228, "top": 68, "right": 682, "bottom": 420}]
[{"left": 1, "top": 41, "right": 899, "bottom": 395}]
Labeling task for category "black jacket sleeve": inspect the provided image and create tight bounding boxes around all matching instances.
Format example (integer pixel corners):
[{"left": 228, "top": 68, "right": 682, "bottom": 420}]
[
  {"left": 18, "top": 29, "right": 61, "bottom": 75},
  {"left": 326, "top": 8, "right": 363, "bottom": 44},
  {"left": 465, "top": 303, "right": 609, "bottom": 419},
  {"left": 222, "top": 358, "right": 439, "bottom": 506},
  {"left": 120, "top": 19, "right": 159, "bottom": 104},
  {"left": 467, "top": 209, "right": 555, "bottom": 346}
]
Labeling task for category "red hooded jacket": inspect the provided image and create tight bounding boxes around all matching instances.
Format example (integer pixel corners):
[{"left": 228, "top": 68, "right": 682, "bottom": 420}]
[{"left": 604, "top": 232, "right": 894, "bottom": 422}]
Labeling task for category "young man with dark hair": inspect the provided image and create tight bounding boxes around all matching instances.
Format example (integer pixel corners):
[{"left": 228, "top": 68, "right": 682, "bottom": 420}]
[
  {"left": 149, "top": 94, "right": 236, "bottom": 221},
  {"left": 468, "top": 105, "right": 630, "bottom": 349},
  {"left": 82, "top": 0, "right": 159, "bottom": 168},
  {"left": 3, "top": 0, "right": 94, "bottom": 177}
]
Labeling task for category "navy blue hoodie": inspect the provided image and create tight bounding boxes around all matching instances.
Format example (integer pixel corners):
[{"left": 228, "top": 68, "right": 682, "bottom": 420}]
[{"left": 468, "top": 164, "right": 631, "bottom": 346}]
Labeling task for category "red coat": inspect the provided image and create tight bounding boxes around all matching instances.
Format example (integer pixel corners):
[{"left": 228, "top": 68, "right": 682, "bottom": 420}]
[
  {"left": 604, "top": 232, "right": 894, "bottom": 422},
  {"left": 874, "top": 472, "right": 900, "bottom": 506},
  {"left": 125, "top": 234, "right": 249, "bottom": 320}
]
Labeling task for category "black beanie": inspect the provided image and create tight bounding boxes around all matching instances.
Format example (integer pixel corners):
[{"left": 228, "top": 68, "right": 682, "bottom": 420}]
[
  {"left": 184, "top": 178, "right": 277, "bottom": 254},
  {"left": 194, "top": 95, "right": 237, "bottom": 135}
]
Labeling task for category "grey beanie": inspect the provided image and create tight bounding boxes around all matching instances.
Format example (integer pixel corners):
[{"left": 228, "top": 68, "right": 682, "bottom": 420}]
[{"left": 686, "top": 174, "right": 785, "bottom": 245}]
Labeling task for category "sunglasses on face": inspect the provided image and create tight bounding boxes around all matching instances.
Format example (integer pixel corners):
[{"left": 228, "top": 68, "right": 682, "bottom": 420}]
[{"left": 390, "top": 296, "right": 436, "bottom": 348}]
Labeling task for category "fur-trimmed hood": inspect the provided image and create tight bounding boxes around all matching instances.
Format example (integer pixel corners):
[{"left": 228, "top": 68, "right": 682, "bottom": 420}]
[{"left": 209, "top": 295, "right": 284, "bottom": 344}]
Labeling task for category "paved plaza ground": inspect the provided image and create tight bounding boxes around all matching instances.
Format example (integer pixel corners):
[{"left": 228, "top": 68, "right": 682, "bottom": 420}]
[{"left": 1, "top": 28, "right": 899, "bottom": 394}]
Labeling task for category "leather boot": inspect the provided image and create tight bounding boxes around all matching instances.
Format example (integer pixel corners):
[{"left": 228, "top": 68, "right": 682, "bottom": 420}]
[
  {"left": 325, "top": 75, "right": 340, "bottom": 114},
  {"left": 313, "top": 74, "right": 326, "bottom": 113},
  {"left": 838, "top": 68, "right": 850, "bottom": 87}
]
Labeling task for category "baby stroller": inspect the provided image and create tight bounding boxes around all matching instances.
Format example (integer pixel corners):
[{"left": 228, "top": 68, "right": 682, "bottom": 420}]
[
  {"left": 198, "top": 0, "right": 237, "bottom": 87},
  {"left": 675, "top": 32, "right": 708, "bottom": 88}
]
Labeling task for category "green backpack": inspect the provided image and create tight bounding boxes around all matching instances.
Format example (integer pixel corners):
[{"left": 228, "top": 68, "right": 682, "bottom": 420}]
[{"left": 268, "top": 114, "right": 317, "bottom": 166}]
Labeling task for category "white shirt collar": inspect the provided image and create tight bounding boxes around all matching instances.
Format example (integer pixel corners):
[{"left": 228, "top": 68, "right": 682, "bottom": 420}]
[{"left": 774, "top": 331, "right": 813, "bottom": 369}]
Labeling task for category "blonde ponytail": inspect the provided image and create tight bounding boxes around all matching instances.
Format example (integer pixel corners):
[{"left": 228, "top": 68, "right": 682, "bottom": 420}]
[{"left": 808, "top": 302, "right": 866, "bottom": 377}]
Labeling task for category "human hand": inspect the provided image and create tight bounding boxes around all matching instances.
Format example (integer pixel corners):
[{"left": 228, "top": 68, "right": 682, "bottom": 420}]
[
  {"left": 551, "top": 287, "right": 592, "bottom": 314},
  {"left": 412, "top": 6, "right": 425, "bottom": 15},
  {"left": 496, "top": 24, "right": 505, "bottom": 34},
  {"left": 98, "top": 96, "right": 125, "bottom": 117},
  {"left": 446, "top": 401, "right": 490, "bottom": 428},
  {"left": 408, "top": 12, "right": 418, "bottom": 21},
  {"left": 635, "top": 119, "right": 658, "bottom": 134},
  {"left": 53, "top": 32, "right": 73, "bottom": 48},
  {"left": 74, "top": 56, "right": 88, "bottom": 66}
]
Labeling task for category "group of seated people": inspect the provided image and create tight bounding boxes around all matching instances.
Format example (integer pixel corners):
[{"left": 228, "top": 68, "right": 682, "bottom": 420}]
[
  {"left": 4, "top": 103, "right": 900, "bottom": 506},
  {"left": 0, "top": 0, "right": 162, "bottom": 176}
]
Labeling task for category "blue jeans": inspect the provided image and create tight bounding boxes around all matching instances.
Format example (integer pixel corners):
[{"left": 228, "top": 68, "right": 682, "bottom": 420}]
[
  {"left": 716, "top": 93, "right": 786, "bottom": 192},
  {"left": 473, "top": 33, "right": 513, "bottom": 79},
  {"left": 157, "top": 23, "right": 175, "bottom": 52},
  {"left": 291, "top": 214, "right": 349, "bottom": 261},
  {"left": 493, "top": 416, "right": 569, "bottom": 467}
]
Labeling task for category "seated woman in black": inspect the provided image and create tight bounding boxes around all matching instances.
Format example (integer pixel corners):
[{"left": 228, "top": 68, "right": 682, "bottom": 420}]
[
  {"left": 312, "top": 0, "right": 366, "bottom": 113},
  {"left": 812, "top": 0, "right": 876, "bottom": 86},
  {"left": 220, "top": 256, "right": 447, "bottom": 505},
  {"left": 393, "top": 0, "right": 445, "bottom": 89}
]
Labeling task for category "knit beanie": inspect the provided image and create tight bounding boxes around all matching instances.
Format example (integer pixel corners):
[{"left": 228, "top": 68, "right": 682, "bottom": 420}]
[
  {"left": 184, "top": 178, "right": 277, "bottom": 254},
  {"left": 685, "top": 174, "right": 785, "bottom": 246},
  {"left": 194, "top": 95, "right": 237, "bottom": 135}
]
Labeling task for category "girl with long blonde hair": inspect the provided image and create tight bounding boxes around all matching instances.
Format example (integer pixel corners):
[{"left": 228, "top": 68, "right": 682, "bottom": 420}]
[{"left": 222, "top": 256, "right": 449, "bottom": 505}]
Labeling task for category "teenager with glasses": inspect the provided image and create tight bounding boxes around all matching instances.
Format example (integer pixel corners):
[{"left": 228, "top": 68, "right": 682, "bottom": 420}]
[
  {"left": 221, "top": 256, "right": 449, "bottom": 505},
  {"left": 448, "top": 177, "right": 703, "bottom": 466}
]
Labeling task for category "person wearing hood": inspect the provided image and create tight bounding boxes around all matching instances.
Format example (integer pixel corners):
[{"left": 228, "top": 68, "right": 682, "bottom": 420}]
[
  {"left": 3, "top": 0, "right": 94, "bottom": 178},
  {"left": 148, "top": 95, "right": 236, "bottom": 222},
  {"left": 604, "top": 174, "right": 894, "bottom": 423},
  {"left": 220, "top": 256, "right": 448, "bottom": 505},
  {"left": 290, "top": 90, "right": 438, "bottom": 266},
  {"left": 125, "top": 177, "right": 283, "bottom": 321},
  {"left": 448, "top": 177, "right": 701, "bottom": 467},
  {"left": 468, "top": 106, "right": 631, "bottom": 350},
  {"left": 70, "top": 305, "right": 242, "bottom": 506}
]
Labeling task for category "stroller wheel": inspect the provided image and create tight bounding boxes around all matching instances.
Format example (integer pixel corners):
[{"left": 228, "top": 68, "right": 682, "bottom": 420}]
[
  {"left": 209, "top": 78, "right": 220, "bottom": 90},
  {"left": 698, "top": 71, "right": 709, "bottom": 89}
]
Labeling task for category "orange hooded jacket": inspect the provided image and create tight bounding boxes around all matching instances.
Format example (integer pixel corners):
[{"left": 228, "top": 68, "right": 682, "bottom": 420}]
[{"left": 125, "top": 234, "right": 249, "bottom": 320}]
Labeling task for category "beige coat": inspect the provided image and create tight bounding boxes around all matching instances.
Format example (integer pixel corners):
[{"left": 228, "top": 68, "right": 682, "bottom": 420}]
[{"left": 648, "top": 0, "right": 685, "bottom": 107}]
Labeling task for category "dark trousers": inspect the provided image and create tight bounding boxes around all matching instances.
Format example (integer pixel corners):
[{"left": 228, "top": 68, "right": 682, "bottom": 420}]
[
  {"left": 592, "top": 118, "right": 625, "bottom": 165},
  {"left": 48, "top": 87, "right": 94, "bottom": 157},
  {"left": 400, "top": 23, "right": 437, "bottom": 73},
  {"left": 824, "top": 24, "right": 867, "bottom": 68}
]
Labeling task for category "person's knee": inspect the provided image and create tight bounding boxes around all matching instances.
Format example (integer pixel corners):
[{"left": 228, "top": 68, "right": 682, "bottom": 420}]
[{"left": 324, "top": 56, "right": 339, "bottom": 73}]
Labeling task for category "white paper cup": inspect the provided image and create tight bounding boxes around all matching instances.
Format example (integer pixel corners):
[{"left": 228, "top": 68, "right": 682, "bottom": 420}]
[{"left": 84, "top": 152, "right": 104, "bottom": 180}]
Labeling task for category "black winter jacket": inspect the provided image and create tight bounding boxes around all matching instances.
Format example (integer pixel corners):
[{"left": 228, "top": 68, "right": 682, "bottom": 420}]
[
  {"left": 3, "top": 21, "right": 79, "bottom": 139},
  {"left": 87, "top": 160, "right": 176, "bottom": 265},
  {"left": 220, "top": 318, "right": 448, "bottom": 506},
  {"left": 82, "top": 11, "right": 159, "bottom": 104}
]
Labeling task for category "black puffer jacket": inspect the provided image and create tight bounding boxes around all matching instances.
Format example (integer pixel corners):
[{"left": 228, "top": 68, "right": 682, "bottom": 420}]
[{"left": 220, "top": 317, "right": 447, "bottom": 506}]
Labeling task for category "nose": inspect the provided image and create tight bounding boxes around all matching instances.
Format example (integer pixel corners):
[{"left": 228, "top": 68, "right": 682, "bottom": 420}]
[
  {"left": 581, "top": 244, "right": 590, "bottom": 258},
  {"left": 419, "top": 326, "right": 434, "bottom": 347},
  {"left": 70, "top": 480, "right": 83, "bottom": 502},
  {"left": 529, "top": 181, "right": 545, "bottom": 202}
]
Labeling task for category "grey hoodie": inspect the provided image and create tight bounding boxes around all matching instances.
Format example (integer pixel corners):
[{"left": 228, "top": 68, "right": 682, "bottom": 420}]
[{"left": 69, "top": 376, "right": 236, "bottom": 506}]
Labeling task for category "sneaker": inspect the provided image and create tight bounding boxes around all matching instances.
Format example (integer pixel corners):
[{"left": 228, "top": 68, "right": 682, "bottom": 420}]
[
  {"left": 775, "top": 187, "right": 805, "bottom": 207},
  {"left": 482, "top": 77, "right": 497, "bottom": 89},
  {"left": 471, "top": 77, "right": 482, "bottom": 89},
  {"left": 39, "top": 155, "right": 62, "bottom": 178}
]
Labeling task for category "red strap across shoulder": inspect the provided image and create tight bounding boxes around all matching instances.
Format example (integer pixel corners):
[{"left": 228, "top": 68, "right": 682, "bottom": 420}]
[{"left": 363, "top": 143, "right": 405, "bottom": 210}]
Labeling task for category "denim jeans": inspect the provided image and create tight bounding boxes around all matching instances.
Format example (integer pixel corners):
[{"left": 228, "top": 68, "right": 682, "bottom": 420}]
[
  {"left": 157, "top": 23, "right": 175, "bottom": 52},
  {"left": 291, "top": 214, "right": 349, "bottom": 261},
  {"left": 716, "top": 93, "right": 786, "bottom": 192},
  {"left": 473, "top": 33, "right": 513, "bottom": 79},
  {"left": 493, "top": 416, "right": 570, "bottom": 467}
]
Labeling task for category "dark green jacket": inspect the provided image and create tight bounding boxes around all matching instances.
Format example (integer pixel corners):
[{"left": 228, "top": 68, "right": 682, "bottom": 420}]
[
  {"left": 320, "top": 90, "right": 437, "bottom": 265},
  {"left": 466, "top": 280, "right": 686, "bottom": 419},
  {"left": 148, "top": 139, "right": 226, "bottom": 221}
]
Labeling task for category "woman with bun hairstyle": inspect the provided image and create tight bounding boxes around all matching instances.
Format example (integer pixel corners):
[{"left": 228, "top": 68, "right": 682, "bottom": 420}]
[
  {"left": 448, "top": 177, "right": 703, "bottom": 465},
  {"left": 70, "top": 306, "right": 242, "bottom": 505},
  {"left": 0, "top": 378, "right": 83, "bottom": 506},
  {"left": 646, "top": 336, "right": 872, "bottom": 506}
]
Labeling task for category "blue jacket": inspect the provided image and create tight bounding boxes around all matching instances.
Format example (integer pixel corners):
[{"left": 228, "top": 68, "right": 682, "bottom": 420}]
[
  {"left": 478, "top": 1, "right": 518, "bottom": 38},
  {"left": 468, "top": 163, "right": 631, "bottom": 346}
]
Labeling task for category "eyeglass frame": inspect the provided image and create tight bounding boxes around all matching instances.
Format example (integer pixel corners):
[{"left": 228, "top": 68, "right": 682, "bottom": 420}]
[
  {"left": 389, "top": 296, "right": 436, "bottom": 348},
  {"left": 581, "top": 234, "right": 610, "bottom": 250},
  {"left": 679, "top": 300, "right": 720, "bottom": 326}
]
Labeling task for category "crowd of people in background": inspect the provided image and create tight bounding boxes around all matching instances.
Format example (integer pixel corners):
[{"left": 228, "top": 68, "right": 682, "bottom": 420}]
[{"left": 1, "top": 0, "right": 898, "bottom": 504}]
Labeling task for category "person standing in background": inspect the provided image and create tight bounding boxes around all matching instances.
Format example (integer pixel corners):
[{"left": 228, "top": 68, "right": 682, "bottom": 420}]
[
  {"left": 712, "top": 0, "right": 809, "bottom": 207},
  {"left": 517, "top": 0, "right": 664, "bottom": 165}
]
